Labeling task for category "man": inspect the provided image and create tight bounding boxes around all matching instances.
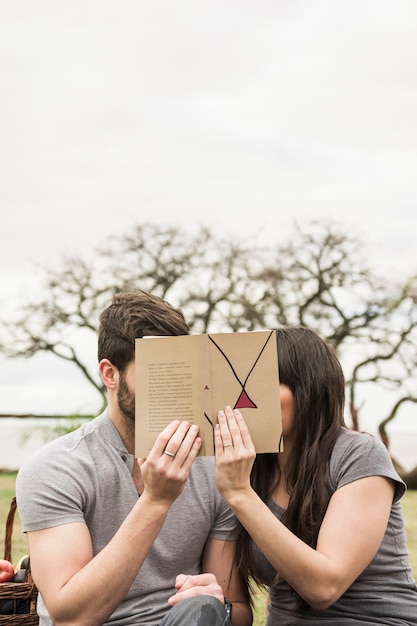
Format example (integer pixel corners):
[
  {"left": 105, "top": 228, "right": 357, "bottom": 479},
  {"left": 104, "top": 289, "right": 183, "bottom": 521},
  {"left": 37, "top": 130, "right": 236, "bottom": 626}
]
[{"left": 16, "top": 291, "right": 252, "bottom": 626}]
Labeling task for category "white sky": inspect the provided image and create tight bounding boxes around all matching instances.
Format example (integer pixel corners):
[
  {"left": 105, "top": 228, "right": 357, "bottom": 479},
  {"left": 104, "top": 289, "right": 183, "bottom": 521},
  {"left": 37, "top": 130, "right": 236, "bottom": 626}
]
[{"left": 1, "top": 1, "right": 417, "bottom": 449}]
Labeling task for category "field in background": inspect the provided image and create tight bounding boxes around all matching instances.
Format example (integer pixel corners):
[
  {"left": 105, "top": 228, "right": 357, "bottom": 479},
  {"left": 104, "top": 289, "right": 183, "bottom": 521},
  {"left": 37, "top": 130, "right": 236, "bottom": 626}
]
[{"left": 1, "top": 473, "right": 415, "bottom": 626}]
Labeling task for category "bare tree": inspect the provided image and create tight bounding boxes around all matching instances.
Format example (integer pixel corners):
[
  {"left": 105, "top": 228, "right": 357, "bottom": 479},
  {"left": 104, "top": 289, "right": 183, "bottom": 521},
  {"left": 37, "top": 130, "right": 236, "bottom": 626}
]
[
  {"left": 237, "top": 221, "right": 417, "bottom": 484},
  {"left": 1, "top": 220, "right": 416, "bottom": 482}
]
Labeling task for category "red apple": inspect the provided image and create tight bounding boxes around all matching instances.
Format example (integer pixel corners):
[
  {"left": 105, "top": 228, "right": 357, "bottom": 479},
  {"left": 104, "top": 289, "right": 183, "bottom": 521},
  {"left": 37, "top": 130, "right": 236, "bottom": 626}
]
[{"left": 0, "top": 559, "right": 15, "bottom": 582}]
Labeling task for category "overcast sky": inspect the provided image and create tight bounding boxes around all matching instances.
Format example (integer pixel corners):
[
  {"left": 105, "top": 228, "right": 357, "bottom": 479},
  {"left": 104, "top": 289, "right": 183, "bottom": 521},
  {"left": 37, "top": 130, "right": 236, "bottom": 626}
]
[{"left": 1, "top": 1, "right": 417, "bottom": 435}]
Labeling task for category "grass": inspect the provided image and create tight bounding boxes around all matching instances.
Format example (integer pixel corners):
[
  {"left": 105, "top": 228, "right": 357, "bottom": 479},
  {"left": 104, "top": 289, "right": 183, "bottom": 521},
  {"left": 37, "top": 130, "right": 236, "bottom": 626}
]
[{"left": 1, "top": 472, "right": 415, "bottom": 626}]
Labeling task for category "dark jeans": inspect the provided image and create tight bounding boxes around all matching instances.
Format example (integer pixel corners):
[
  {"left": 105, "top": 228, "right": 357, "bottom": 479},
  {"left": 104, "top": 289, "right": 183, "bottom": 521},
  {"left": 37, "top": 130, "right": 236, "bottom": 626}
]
[{"left": 158, "top": 596, "right": 230, "bottom": 626}]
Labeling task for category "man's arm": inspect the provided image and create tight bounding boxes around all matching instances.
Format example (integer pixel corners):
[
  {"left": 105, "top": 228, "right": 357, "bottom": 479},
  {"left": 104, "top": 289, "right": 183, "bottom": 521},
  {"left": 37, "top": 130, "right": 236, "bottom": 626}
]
[
  {"left": 27, "top": 420, "right": 201, "bottom": 626},
  {"left": 168, "top": 538, "right": 253, "bottom": 626},
  {"left": 28, "top": 494, "right": 170, "bottom": 625}
]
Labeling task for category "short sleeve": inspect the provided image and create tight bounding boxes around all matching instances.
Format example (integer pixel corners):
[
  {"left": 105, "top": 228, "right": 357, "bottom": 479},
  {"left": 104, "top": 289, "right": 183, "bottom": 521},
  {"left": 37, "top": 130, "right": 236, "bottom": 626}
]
[{"left": 330, "top": 429, "right": 406, "bottom": 502}]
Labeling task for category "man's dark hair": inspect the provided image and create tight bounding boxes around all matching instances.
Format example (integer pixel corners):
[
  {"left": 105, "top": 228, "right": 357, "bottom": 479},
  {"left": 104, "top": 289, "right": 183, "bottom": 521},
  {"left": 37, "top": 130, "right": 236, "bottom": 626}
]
[{"left": 98, "top": 290, "right": 190, "bottom": 371}]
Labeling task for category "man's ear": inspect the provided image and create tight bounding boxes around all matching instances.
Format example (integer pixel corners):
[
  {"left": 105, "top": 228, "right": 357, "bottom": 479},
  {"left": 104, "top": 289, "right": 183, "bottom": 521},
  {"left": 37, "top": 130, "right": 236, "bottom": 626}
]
[{"left": 99, "top": 359, "right": 118, "bottom": 389}]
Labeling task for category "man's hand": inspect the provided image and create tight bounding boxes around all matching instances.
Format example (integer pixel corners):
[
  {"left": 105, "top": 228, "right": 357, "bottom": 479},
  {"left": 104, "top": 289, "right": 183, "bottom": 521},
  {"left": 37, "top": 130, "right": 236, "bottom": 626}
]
[
  {"left": 139, "top": 421, "right": 202, "bottom": 505},
  {"left": 167, "top": 573, "right": 224, "bottom": 607}
]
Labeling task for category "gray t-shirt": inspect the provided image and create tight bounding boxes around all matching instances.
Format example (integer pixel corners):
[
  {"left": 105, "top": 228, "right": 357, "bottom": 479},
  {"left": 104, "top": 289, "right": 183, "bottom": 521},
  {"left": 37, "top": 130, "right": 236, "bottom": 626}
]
[
  {"left": 252, "top": 428, "right": 417, "bottom": 625},
  {"left": 16, "top": 411, "right": 238, "bottom": 626}
]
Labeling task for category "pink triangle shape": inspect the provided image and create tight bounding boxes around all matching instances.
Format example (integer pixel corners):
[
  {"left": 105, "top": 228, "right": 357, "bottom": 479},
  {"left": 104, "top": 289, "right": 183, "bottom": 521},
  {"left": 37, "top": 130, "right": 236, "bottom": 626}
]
[{"left": 235, "top": 389, "right": 257, "bottom": 409}]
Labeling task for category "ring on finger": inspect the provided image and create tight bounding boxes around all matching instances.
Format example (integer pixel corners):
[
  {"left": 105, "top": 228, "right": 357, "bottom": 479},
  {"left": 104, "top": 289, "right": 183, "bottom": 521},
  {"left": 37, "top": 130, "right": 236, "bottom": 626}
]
[
  {"left": 163, "top": 450, "right": 176, "bottom": 458},
  {"left": 223, "top": 443, "right": 233, "bottom": 448}
]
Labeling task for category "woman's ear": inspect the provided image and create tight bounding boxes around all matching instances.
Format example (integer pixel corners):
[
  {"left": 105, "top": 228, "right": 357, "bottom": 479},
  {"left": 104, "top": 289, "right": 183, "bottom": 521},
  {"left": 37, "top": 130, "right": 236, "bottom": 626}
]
[{"left": 99, "top": 358, "right": 118, "bottom": 389}]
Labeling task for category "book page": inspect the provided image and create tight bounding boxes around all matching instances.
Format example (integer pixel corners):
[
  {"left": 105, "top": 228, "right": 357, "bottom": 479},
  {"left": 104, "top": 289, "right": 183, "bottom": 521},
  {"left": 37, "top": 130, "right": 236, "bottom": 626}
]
[
  {"left": 135, "top": 335, "right": 206, "bottom": 457},
  {"left": 206, "top": 330, "right": 282, "bottom": 454}
]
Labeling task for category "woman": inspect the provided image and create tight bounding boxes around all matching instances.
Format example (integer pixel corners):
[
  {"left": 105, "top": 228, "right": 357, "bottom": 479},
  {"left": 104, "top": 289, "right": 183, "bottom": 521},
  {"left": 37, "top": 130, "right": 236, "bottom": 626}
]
[{"left": 214, "top": 326, "right": 417, "bottom": 625}]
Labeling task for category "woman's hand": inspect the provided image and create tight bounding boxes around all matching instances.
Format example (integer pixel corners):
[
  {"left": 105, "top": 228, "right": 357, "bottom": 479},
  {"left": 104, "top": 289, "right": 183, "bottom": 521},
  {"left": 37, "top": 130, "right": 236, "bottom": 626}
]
[{"left": 214, "top": 406, "right": 256, "bottom": 503}]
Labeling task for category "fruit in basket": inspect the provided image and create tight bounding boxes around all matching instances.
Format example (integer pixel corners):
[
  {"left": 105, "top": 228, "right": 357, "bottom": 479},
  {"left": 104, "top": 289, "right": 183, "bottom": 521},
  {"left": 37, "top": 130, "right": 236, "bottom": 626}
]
[
  {"left": 0, "top": 559, "right": 14, "bottom": 582},
  {"left": 0, "top": 597, "right": 31, "bottom": 615},
  {"left": 13, "top": 568, "right": 27, "bottom": 583},
  {"left": 12, "top": 554, "right": 30, "bottom": 582},
  {"left": 15, "top": 554, "right": 29, "bottom": 572}
]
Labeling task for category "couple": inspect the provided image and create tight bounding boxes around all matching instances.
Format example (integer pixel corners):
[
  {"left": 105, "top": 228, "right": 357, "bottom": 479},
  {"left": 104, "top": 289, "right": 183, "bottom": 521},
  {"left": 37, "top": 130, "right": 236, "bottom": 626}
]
[{"left": 16, "top": 290, "right": 417, "bottom": 625}]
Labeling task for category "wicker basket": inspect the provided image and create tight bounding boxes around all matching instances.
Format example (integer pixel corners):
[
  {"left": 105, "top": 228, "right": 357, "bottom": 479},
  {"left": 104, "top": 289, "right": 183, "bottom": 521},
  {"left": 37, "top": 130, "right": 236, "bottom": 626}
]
[{"left": 0, "top": 497, "right": 39, "bottom": 625}]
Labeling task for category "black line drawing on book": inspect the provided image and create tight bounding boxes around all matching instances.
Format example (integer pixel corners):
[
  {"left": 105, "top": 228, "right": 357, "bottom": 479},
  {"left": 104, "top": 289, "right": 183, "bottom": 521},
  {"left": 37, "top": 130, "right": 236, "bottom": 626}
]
[{"left": 204, "top": 330, "right": 274, "bottom": 427}]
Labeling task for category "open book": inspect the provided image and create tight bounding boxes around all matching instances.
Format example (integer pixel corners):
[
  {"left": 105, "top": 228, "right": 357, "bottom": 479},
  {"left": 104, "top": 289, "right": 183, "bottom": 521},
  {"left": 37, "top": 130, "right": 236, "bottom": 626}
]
[{"left": 135, "top": 329, "right": 283, "bottom": 456}]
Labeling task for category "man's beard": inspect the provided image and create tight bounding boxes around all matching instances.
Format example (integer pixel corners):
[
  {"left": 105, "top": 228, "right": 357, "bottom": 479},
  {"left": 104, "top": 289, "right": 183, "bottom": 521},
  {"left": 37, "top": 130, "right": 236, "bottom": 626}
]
[{"left": 117, "top": 372, "right": 135, "bottom": 423}]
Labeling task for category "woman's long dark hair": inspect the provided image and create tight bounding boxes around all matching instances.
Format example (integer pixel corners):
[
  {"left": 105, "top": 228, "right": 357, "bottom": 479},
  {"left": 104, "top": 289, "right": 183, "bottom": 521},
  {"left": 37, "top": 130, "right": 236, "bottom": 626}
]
[{"left": 236, "top": 326, "right": 346, "bottom": 609}]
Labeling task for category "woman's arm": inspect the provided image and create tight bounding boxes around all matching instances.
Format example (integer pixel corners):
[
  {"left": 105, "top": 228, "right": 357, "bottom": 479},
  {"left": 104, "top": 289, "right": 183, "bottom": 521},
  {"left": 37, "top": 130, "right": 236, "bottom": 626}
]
[
  {"left": 167, "top": 538, "right": 252, "bottom": 626},
  {"left": 214, "top": 407, "right": 394, "bottom": 610}
]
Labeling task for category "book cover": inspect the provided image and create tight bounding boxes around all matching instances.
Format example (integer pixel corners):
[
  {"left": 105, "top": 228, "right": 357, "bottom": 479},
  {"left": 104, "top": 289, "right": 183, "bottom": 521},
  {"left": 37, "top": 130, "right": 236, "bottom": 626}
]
[{"left": 135, "top": 329, "right": 283, "bottom": 457}]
